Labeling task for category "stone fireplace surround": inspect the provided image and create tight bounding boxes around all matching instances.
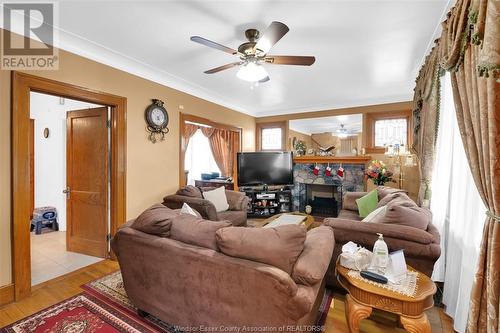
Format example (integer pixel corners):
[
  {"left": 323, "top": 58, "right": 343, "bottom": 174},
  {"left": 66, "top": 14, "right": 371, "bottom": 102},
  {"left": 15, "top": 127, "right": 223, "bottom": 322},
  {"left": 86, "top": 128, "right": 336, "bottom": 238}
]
[{"left": 292, "top": 163, "right": 366, "bottom": 215}]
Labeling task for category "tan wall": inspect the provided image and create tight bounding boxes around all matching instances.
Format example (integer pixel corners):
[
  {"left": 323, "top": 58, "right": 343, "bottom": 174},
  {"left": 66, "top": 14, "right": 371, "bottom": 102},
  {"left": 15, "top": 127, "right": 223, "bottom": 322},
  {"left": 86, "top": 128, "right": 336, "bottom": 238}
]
[
  {"left": 367, "top": 153, "right": 419, "bottom": 201},
  {"left": 288, "top": 129, "right": 312, "bottom": 151},
  {"left": 0, "top": 44, "right": 255, "bottom": 286}
]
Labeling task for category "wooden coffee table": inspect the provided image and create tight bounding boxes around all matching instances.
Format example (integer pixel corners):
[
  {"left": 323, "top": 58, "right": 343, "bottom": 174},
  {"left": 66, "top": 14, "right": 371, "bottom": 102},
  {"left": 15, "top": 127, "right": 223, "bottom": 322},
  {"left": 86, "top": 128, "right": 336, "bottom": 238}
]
[
  {"left": 336, "top": 261, "right": 436, "bottom": 333},
  {"left": 254, "top": 212, "right": 315, "bottom": 230}
]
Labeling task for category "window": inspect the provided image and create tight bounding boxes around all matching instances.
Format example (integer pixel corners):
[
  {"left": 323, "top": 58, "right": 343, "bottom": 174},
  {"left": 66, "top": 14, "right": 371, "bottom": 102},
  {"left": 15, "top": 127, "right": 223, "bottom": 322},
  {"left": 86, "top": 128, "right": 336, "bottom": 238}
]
[
  {"left": 261, "top": 127, "right": 283, "bottom": 150},
  {"left": 257, "top": 121, "right": 287, "bottom": 151},
  {"left": 184, "top": 129, "right": 220, "bottom": 185},
  {"left": 374, "top": 118, "right": 407, "bottom": 147},
  {"left": 365, "top": 110, "right": 411, "bottom": 153}
]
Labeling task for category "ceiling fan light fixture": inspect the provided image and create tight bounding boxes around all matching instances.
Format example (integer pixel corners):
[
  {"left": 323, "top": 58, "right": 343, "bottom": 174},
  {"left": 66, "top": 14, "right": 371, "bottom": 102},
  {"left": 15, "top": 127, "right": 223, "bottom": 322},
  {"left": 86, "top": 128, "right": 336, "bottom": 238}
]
[{"left": 236, "top": 62, "right": 268, "bottom": 82}]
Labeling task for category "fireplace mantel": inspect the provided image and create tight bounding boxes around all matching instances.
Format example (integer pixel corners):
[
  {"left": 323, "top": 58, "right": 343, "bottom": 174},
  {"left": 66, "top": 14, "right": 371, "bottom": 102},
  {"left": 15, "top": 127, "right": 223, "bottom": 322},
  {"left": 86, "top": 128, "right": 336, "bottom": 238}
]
[{"left": 293, "top": 155, "right": 372, "bottom": 164}]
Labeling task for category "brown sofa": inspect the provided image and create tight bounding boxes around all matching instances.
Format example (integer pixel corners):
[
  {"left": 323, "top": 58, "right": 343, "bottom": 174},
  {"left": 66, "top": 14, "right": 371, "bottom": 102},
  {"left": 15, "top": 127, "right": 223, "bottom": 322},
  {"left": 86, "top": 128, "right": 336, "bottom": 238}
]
[
  {"left": 112, "top": 210, "right": 335, "bottom": 330},
  {"left": 323, "top": 189, "right": 441, "bottom": 288},
  {"left": 163, "top": 185, "right": 248, "bottom": 226}
]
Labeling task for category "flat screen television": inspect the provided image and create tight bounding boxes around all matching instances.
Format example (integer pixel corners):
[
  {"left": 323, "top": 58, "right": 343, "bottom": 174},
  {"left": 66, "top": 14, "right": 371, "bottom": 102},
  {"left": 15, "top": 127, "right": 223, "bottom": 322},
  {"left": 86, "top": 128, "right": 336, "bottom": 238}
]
[{"left": 237, "top": 151, "right": 293, "bottom": 186}]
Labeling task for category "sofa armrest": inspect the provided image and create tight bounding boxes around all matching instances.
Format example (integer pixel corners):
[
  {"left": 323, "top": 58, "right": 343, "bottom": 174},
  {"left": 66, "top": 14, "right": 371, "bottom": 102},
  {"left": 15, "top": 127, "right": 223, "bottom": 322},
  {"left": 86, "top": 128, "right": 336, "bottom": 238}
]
[
  {"left": 343, "top": 192, "right": 366, "bottom": 211},
  {"left": 324, "top": 218, "right": 437, "bottom": 245},
  {"left": 225, "top": 190, "right": 248, "bottom": 211},
  {"left": 292, "top": 226, "right": 334, "bottom": 286},
  {"left": 162, "top": 195, "right": 218, "bottom": 221}
]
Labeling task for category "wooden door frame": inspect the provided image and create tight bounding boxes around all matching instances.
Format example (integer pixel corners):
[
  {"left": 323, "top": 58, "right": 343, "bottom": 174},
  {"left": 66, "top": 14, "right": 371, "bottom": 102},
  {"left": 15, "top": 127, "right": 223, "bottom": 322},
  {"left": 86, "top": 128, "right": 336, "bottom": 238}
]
[
  {"left": 178, "top": 113, "right": 242, "bottom": 189},
  {"left": 12, "top": 72, "right": 127, "bottom": 300}
]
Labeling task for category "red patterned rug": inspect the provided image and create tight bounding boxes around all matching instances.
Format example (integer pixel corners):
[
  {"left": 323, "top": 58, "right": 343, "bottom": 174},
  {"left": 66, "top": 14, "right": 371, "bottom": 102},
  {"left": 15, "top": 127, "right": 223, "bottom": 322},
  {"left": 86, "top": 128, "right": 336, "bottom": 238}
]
[
  {"left": 2, "top": 271, "right": 333, "bottom": 333},
  {"left": 1, "top": 293, "right": 161, "bottom": 333}
]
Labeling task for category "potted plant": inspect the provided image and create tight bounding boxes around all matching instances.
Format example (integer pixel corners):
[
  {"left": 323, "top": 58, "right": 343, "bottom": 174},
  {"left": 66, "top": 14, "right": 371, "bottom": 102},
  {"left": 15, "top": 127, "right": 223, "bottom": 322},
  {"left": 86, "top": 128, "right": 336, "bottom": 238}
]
[{"left": 365, "top": 160, "right": 395, "bottom": 186}]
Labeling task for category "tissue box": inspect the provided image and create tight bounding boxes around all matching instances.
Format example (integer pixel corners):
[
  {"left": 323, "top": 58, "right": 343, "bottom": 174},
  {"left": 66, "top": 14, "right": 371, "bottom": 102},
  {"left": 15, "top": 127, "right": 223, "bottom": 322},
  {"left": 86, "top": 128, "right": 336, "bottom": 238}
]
[{"left": 340, "top": 248, "right": 373, "bottom": 271}]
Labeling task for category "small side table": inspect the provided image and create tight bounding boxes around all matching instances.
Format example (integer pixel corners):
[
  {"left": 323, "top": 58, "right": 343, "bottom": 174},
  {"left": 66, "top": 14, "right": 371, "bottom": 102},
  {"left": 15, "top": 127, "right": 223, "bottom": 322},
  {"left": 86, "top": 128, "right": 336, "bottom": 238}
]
[{"left": 335, "top": 261, "right": 436, "bottom": 333}]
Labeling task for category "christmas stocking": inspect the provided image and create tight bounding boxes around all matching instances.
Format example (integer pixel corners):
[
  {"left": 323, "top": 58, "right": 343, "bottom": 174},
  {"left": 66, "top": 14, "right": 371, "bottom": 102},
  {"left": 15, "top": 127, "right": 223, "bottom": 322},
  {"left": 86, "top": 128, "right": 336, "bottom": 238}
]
[
  {"left": 313, "top": 165, "right": 320, "bottom": 176},
  {"left": 337, "top": 165, "right": 344, "bottom": 178},
  {"left": 325, "top": 165, "right": 332, "bottom": 177}
]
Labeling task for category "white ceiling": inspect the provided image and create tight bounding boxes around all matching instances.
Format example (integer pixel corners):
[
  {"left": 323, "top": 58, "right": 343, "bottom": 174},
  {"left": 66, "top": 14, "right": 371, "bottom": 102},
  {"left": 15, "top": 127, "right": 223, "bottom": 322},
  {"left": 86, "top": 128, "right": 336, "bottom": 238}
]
[
  {"left": 289, "top": 114, "right": 362, "bottom": 135},
  {"left": 5, "top": 0, "right": 449, "bottom": 117}
]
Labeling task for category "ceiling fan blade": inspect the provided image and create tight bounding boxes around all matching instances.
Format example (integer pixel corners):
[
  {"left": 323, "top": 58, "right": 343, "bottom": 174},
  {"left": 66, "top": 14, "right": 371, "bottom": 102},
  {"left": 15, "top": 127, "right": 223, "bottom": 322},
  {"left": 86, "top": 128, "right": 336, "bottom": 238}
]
[
  {"left": 264, "top": 55, "right": 316, "bottom": 66},
  {"left": 190, "top": 36, "right": 237, "bottom": 55},
  {"left": 259, "top": 76, "right": 270, "bottom": 83},
  {"left": 204, "top": 62, "right": 241, "bottom": 74},
  {"left": 255, "top": 21, "right": 289, "bottom": 54}
]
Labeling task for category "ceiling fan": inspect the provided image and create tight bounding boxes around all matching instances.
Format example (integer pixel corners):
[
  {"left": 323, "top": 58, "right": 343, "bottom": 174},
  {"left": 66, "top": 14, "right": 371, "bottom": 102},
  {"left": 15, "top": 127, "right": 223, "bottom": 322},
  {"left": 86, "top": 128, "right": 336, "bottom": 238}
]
[
  {"left": 190, "top": 21, "right": 315, "bottom": 83},
  {"left": 335, "top": 124, "right": 358, "bottom": 138}
]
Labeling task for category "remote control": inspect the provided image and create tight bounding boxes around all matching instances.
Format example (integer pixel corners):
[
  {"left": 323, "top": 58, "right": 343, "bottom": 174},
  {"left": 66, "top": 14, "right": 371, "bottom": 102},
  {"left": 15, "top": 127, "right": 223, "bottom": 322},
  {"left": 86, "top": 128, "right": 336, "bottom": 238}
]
[{"left": 360, "top": 270, "right": 388, "bottom": 284}]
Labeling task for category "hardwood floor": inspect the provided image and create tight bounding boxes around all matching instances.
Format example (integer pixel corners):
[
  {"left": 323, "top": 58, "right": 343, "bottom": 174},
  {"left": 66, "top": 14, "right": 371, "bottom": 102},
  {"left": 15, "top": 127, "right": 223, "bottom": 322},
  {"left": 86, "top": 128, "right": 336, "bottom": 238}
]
[{"left": 0, "top": 260, "right": 455, "bottom": 332}]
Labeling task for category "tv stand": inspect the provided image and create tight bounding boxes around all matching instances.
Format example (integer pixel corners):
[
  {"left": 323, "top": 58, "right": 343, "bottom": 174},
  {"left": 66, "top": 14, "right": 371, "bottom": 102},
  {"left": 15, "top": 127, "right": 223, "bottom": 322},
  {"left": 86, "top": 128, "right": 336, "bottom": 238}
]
[{"left": 241, "top": 187, "right": 292, "bottom": 218}]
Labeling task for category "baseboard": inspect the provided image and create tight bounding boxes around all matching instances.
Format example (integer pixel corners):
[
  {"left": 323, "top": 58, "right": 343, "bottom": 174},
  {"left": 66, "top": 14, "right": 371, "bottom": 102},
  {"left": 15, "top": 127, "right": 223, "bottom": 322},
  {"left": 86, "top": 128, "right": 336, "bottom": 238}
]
[{"left": 0, "top": 283, "right": 15, "bottom": 307}]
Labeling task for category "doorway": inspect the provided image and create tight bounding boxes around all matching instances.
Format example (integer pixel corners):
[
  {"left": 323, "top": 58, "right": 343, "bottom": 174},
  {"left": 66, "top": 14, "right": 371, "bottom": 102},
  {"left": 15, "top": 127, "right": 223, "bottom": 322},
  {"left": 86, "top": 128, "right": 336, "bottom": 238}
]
[
  {"left": 12, "top": 72, "right": 126, "bottom": 300},
  {"left": 29, "top": 92, "right": 109, "bottom": 286}
]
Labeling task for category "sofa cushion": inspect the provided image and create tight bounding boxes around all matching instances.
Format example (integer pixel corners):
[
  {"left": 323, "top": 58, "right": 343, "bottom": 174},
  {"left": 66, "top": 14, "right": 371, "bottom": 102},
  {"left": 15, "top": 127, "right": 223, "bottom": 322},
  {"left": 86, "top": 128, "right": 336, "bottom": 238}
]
[
  {"left": 342, "top": 192, "right": 366, "bottom": 211},
  {"left": 130, "top": 204, "right": 177, "bottom": 237},
  {"left": 355, "top": 190, "right": 378, "bottom": 218},
  {"left": 216, "top": 225, "right": 307, "bottom": 274},
  {"left": 373, "top": 201, "right": 431, "bottom": 230},
  {"left": 376, "top": 186, "right": 408, "bottom": 200},
  {"left": 202, "top": 186, "right": 229, "bottom": 212},
  {"left": 292, "top": 226, "right": 334, "bottom": 286},
  {"left": 180, "top": 203, "right": 202, "bottom": 218},
  {"left": 217, "top": 210, "right": 247, "bottom": 226},
  {"left": 176, "top": 185, "right": 203, "bottom": 198},
  {"left": 170, "top": 214, "right": 231, "bottom": 250},
  {"left": 377, "top": 192, "right": 414, "bottom": 208},
  {"left": 338, "top": 210, "right": 363, "bottom": 221}
]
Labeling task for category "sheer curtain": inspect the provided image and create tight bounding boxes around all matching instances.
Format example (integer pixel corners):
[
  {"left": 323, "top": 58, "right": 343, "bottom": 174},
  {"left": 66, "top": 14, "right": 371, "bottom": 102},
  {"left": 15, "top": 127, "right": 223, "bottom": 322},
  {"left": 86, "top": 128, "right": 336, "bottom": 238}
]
[
  {"left": 184, "top": 129, "right": 220, "bottom": 185},
  {"left": 430, "top": 73, "right": 486, "bottom": 333}
]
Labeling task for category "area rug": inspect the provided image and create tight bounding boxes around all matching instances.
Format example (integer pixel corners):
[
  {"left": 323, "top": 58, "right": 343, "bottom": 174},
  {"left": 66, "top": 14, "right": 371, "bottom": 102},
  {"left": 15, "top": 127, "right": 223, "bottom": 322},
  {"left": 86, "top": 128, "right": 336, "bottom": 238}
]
[
  {"left": 83, "top": 270, "right": 334, "bottom": 327},
  {"left": 0, "top": 293, "right": 165, "bottom": 333}
]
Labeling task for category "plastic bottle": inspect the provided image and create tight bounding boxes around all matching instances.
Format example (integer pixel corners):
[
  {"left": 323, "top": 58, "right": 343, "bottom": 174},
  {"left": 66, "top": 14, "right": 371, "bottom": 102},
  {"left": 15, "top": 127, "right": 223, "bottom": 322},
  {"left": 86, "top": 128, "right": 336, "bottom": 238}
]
[{"left": 371, "top": 233, "right": 389, "bottom": 274}]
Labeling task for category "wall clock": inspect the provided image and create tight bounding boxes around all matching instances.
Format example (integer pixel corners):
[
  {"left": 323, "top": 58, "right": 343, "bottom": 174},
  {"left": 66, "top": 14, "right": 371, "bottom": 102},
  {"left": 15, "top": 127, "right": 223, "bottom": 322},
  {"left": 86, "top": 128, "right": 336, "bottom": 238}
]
[{"left": 145, "top": 99, "right": 169, "bottom": 143}]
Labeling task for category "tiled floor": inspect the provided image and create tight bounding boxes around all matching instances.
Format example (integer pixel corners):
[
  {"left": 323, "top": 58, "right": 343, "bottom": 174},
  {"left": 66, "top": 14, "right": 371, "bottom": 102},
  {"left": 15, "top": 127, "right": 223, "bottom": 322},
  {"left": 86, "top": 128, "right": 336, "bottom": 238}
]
[{"left": 30, "top": 231, "right": 102, "bottom": 286}]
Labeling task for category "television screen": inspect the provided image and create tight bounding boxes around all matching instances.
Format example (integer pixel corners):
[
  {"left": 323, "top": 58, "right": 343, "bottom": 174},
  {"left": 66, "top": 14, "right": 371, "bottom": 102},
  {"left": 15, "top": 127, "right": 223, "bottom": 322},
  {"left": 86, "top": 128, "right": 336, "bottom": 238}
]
[{"left": 237, "top": 151, "right": 293, "bottom": 186}]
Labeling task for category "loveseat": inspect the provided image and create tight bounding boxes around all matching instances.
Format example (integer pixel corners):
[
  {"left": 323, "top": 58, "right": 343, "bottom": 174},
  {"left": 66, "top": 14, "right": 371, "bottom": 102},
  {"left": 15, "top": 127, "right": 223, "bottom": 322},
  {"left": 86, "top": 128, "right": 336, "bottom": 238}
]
[
  {"left": 323, "top": 188, "right": 441, "bottom": 288},
  {"left": 163, "top": 185, "right": 248, "bottom": 226},
  {"left": 112, "top": 204, "right": 335, "bottom": 330}
]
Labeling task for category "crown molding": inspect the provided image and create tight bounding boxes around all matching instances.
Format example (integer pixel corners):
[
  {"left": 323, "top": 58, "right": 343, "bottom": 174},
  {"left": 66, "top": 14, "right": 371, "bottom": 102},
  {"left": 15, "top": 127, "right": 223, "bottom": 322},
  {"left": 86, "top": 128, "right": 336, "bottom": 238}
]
[{"left": 55, "top": 28, "right": 255, "bottom": 116}]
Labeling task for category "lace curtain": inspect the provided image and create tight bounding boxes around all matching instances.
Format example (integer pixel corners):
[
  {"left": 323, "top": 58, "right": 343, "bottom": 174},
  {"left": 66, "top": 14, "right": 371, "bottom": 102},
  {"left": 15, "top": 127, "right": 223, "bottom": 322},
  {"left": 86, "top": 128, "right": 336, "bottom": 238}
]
[{"left": 430, "top": 73, "right": 486, "bottom": 333}]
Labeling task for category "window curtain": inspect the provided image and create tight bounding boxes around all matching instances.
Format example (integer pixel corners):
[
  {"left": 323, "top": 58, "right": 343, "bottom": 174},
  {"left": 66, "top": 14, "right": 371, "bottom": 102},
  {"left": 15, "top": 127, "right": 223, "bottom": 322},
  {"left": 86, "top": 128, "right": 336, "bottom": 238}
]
[
  {"left": 185, "top": 129, "right": 221, "bottom": 185},
  {"left": 431, "top": 73, "right": 486, "bottom": 333},
  {"left": 412, "top": 45, "right": 442, "bottom": 206},
  {"left": 413, "top": 0, "right": 500, "bottom": 331},
  {"left": 182, "top": 123, "right": 200, "bottom": 149},
  {"left": 201, "top": 127, "right": 235, "bottom": 178}
]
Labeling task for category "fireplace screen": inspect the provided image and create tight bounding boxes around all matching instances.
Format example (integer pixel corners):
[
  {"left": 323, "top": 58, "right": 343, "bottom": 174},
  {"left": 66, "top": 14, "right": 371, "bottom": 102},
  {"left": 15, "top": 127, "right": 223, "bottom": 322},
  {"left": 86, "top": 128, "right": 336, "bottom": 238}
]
[{"left": 305, "top": 184, "right": 341, "bottom": 217}]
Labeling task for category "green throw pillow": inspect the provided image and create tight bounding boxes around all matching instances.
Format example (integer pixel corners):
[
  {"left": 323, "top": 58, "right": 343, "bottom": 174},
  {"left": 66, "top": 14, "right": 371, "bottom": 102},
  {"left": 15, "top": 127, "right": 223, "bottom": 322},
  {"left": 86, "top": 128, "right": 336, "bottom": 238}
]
[{"left": 355, "top": 190, "right": 379, "bottom": 218}]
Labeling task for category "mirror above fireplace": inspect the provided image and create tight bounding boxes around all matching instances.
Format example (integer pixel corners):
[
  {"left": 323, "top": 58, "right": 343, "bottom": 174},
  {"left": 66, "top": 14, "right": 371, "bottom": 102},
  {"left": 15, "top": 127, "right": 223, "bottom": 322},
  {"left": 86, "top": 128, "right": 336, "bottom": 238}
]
[{"left": 289, "top": 114, "right": 363, "bottom": 157}]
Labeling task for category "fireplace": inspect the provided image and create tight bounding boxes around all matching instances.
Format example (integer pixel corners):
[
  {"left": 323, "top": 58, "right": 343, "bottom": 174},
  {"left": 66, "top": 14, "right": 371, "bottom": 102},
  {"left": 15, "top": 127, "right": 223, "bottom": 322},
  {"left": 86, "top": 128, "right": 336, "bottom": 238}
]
[
  {"left": 292, "top": 161, "right": 366, "bottom": 217},
  {"left": 305, "top": 184, "right": 338, "bottom": 217}
]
